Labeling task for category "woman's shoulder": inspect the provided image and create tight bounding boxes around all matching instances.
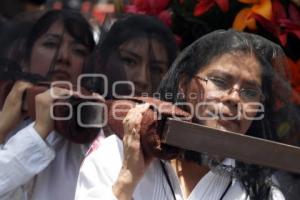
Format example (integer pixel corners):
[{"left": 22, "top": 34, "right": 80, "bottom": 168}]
[
  {"left": 78, "top": 134, "right": 124, "bottom": 183},
  {"left": 269, "top": 185, "right": 285, "bottom": 200},
  {"left": 83, "top": 134, "right": 124, "bottom": 166}
]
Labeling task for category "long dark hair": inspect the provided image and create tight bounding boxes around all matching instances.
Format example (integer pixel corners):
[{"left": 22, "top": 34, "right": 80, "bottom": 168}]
[{"left": 158, "top": 29, "right": 292, "bottom": 199}]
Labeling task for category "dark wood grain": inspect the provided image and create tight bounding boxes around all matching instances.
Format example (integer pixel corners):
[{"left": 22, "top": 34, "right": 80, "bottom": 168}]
[{"left": 162, "top": 118, "right": 300, "bottom": 174}]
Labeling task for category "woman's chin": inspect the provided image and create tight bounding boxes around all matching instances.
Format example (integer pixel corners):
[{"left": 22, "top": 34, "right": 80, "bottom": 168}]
[{"left": 204, "top": 120, "right": 241, "bottom": 133}]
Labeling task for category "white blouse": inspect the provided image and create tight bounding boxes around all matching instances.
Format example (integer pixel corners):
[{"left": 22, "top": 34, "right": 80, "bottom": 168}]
[
  {"left": 75, "top": 134, "right": 285, "bottom": 200},
  {"left": 0, "top": 122, "right": 86, "bottom": 200}
]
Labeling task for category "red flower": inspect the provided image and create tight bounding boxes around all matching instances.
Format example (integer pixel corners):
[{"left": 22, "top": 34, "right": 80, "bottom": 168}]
[
  {"left": 287, "top": 58, "right": 300, "bottom": 104},
  {"left": 158, "top": 10, "right": 173, "bottom": 27},
  {"left": 124, "top": 0, "right": 170, "bottom": 15},
  {"left": 194, "top": 0, "right": 229, "bottom": 16},
  {"left": 174, "top": 34, "right": 183, "bottom": 47},
  {"left": 287, "top": 58, "right": 300, "bottom": 87},
  {"left": 124, "top": 0, "right": 172, "bottom": 27},
  {"left": 124, "top": 5, "right": 146, "bottom": 14},
  {"left": 252, "top": 0, "right": 300, "bottom": 45},
  {"left": 81, "top": 1, "right": 91, "bottom": 14}
]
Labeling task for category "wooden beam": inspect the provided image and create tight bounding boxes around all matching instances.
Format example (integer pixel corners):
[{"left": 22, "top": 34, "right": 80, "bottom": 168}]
[{"left": 162, "top": 118, "right": 300, "bottom": 174}]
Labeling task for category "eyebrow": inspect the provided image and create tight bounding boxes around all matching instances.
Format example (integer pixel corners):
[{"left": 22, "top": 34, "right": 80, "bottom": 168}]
[
  {"left": 208, "top": 70, "right": 233, "bottom": 80},
  {"left": 209, "top": 69, "right": 261, "bottom": 87},
  {"left": 119, "top": 49, "right": 168, "bottom": 65},
  {"left": 42, "top": 33, "right": 87, "bottom": 47},
  {"left": 119, "top": 49, "right": 142, "bottom": 60},
  {"left": 43, "top": 33, "right": 62, "bottom": 40}
]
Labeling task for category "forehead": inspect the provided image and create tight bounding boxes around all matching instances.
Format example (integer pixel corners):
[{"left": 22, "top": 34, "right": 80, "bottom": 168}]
[
  {"left": 119, "top": 38, "right": 168, "bottom": 61},
  {"left": 37, "top": 21, "right": 76, "bottom": 43},
  {"left": 44, "top": 21, "right": 64, "bottom": 35},
  {"left": 198, "top": 52, "right": 262, "bottom": 85}
]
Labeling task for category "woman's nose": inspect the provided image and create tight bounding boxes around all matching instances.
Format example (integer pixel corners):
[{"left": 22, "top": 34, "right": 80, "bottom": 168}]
[
  {"left": 133, "top": 65, "right": 151, "bottom": 94},
  {"left": 56, "top": 44, "right": 70, "bottom": 65},
  {"left": 222, "top": 86, "right": 241, "bottom": 107}
]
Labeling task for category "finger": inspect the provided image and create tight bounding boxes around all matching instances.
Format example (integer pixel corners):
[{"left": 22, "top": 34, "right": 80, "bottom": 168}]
[
  {"left": 50, "top": 87, "right": 72, "bottom": 99},
  {"left": 91, "top": 92, "right": 105, "bottom": 102},
  {"left": 14, "top": 80, "right": 33, "bottom": 90},
  {"left": 134, "top": 103, "right": 150, "bottom": 113},
  {"left": 123, "top": 124, "right": 138, "bottom": 144},
  {"left": 123, "top": 117, "right": 129, "bottom": 125},
  {"left": 123, "top": 103, "right": 150, "bottom": 142},
  {"left": 125, "top": 103, "right": 150, "bottom": 122},
  {"left": 123, "top": 114, "right": 140, "bottom": 136},
  {"left": 131, "top": 126, "right": 141, "bottom": 140},
  {"left": 127, "top": 110, "right": 142, "bottom": 127},
  {"left": 9, "top": 81, "right": 33, "bottom": 99},
  {"left": 123, "top": 103, "right": 149, "bottom": 130},
  {"left": 124, "top": 125, "right": 140, "bottom": 146},
  {"left": 35, "top": 87, "right": 71, "bottom": 106},
  {"left": 123, "top": 106, "right": 139, "bottom": 124}
]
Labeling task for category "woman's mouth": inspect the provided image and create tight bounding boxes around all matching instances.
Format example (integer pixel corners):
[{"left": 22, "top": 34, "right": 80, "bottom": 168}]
[
  {"left": 216, "top": 108, "right": 241, "bottom": 131},
  {"left": 217, "top": 118, "right": 240, "bottom": 132},
  {"left": 50, "top": 70, "right": 71, "bottom": 82}
]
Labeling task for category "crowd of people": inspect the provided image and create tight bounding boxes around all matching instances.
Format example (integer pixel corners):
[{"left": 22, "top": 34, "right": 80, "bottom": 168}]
[{"left": 0, "top": 6, "right": 299, "bottom": 200}]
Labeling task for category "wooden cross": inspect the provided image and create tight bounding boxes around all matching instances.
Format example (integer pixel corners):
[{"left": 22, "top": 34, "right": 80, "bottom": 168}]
[{"left": 162, "top": 118, "right": 300, "bottom": 174}]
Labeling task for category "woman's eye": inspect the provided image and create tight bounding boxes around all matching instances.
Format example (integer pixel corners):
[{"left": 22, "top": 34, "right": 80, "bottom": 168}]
[
  {"left": 71, "top": 43, "right": 89, "bottom": 57},
  {"left": 210, "top": 76, "right": 229, "bottom": 88},
  {"left": 73, "top": 47, "right": 88, "bottom": 57},
  {"left": 43, "top": 41, "right": 59, "bottom": 48},
  {"left": 122, "top": 57, "right": 137, "bottom": 66},
  {"left": 242, "top": 88, "right": 260, "bottom": 99}
]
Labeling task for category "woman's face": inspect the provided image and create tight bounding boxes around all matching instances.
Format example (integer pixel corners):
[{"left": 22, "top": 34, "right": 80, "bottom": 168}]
[
  {"left": 182, "top": 52, "right": 263, "bottom": 134},
  {"left": 28, "top": 21, "right": 90, "bottom": 84},
  {"left": 118, "top": 38, "right": 168, "bottom": 96}
]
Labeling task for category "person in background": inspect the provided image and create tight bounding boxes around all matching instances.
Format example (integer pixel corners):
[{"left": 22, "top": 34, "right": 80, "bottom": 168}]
[
  {"left": 81, "top": 14, "right": 178, "bottom": 153},
  {"left": 0, "top": 20, "right": 35, "bottom": 66},
  {"left": 0, "top": 9, "right": 96, "bottom": 200},
  {"left": 0, "top": 0, "right": 46, "bottom": 22},
  {"left": 85, "top": 14, "right": 178, "bottom": 98}
]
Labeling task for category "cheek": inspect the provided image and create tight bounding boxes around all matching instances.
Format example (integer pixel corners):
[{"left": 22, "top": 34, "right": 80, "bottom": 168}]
[
  {"left": 150, "top": 73, "right": 164, "bottom": 93},
  {"left": 239, "top": 104, "right": 261, "bottom": 133},
  {"left": 186, "top": 81, "right": 205, "bottom": 102},
  {"left": 29, "top": 47, "right": 55, "bottom": 76},
  {"left": 124, "top": 66, "right": 136, "bottom": 80},
  {"left": 184, "top": 81, "right": 207, "bottom": 115},
  {"left": 69, "top": 62, "right": 83, "bottom": 83},
  {"left": 193, "top": 95, "right": 218, "bottom": 119},
  {"left": 240, "top": 119, "right": 253, "bottom": 134},
  {"left": 69, "top": 56, "right": 85, "bottom": 83},
  {"left": 242, "top": 103, "right": 262, "bottom": 119}
]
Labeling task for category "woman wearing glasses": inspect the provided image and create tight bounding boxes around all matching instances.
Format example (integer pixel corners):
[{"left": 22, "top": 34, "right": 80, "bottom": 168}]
[{"left": 75, "top": 30, "right": 293, "bottom": 199}]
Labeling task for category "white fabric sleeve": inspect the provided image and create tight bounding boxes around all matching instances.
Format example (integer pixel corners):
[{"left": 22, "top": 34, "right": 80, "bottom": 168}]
[
  {"left": 269, "top": 186, "right": 285, "bottom": 200},
  {"left": 0, "top": 123, "right": 55, "bottom": 196},
  {"left": 75, "top": 135, "right": 123, "bottom": 200}
]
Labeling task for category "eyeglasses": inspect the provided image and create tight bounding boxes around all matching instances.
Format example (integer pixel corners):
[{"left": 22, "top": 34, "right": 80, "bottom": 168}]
[{"left": 194, "top": 75, "right": 265, "bottom": 102}]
